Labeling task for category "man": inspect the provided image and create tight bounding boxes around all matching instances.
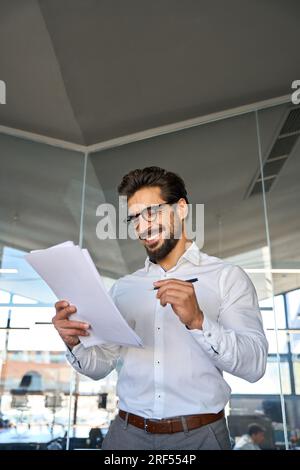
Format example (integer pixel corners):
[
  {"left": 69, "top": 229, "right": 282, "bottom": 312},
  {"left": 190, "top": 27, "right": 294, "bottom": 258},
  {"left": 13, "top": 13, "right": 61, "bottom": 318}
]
[
  {"left": 234, "top": 424, "right": 266, "bottom": 450},
  {"left": 52, "top": 166, "right": 268, "bottom": 450}
]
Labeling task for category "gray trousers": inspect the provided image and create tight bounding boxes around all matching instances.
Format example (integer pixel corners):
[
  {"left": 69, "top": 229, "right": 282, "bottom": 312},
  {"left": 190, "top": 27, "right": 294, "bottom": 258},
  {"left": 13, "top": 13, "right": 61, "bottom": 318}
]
[{"left": 102, "top": 414, "right": 232, "bottom": 450}]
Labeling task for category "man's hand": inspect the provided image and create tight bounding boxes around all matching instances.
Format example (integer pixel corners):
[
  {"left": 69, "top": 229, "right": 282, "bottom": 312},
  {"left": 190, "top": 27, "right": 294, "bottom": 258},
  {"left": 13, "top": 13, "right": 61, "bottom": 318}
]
[
  {"left": 154, "top": 279, "right": 204, "bottom": 330},
  {"left": 52, "top": 300, "right": 90, "bottom": 349}
]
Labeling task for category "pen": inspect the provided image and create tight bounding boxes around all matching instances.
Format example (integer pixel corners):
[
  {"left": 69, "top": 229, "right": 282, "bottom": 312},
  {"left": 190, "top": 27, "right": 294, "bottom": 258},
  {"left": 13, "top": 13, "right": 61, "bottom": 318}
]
[{"left": 152, "top": 277, "right": 198, "bottom": 290}]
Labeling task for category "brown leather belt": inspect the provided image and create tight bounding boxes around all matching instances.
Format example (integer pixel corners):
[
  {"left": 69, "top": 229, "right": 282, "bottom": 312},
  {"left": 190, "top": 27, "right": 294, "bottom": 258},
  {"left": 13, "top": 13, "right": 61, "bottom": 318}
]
[{"left": 119, "top": 409, "right": 224, "bottom": 434}]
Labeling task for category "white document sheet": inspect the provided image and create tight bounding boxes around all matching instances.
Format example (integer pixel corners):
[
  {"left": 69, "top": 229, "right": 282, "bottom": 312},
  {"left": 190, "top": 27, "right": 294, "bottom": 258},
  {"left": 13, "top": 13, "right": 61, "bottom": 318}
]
[{"left": 25, "top": 242, "right": 143, "bottom": 349}]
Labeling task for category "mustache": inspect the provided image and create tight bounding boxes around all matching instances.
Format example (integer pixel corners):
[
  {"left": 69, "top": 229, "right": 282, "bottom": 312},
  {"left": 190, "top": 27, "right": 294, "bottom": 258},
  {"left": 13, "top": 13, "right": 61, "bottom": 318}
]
[{"left": 139, "top": 226, "right": 164, "bottom": 240}]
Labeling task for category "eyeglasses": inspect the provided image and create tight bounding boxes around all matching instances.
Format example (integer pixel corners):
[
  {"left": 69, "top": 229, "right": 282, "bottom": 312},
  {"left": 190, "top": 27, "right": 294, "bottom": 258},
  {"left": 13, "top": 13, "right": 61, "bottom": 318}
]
[{"left": 127, "top": 202, "right": 173, "bottom": 226}]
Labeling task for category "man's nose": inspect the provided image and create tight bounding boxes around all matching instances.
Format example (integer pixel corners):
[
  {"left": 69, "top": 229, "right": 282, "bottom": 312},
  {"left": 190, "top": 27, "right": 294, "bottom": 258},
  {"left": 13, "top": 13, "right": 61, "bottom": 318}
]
[{"left": 138, "top": 217, "right": 152, "bottom": 237}]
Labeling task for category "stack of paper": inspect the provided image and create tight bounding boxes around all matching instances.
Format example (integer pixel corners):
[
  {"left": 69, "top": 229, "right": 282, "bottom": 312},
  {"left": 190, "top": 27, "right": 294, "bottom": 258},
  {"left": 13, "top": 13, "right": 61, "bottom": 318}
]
[{"left": 25, "top": 242, "right": 143, "bottom": 349}]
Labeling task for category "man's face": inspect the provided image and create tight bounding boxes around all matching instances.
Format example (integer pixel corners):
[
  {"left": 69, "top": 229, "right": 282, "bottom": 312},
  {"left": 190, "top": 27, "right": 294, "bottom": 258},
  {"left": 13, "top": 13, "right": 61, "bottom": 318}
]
[
  {"left": 252, "top": 431, "right": 265, "bottom": 445},
  {"left": 127, "top": 186, "right": 184, "bottom": 263}
]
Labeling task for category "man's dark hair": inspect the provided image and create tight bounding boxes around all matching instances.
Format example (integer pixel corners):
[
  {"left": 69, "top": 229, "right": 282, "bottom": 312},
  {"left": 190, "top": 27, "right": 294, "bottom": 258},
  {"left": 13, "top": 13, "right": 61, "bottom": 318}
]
[
  {"left": 248, "top": 423, "right": 265, "bottom": 436},
  {"left": 118, "top": 166, "right": 189, "bottom": 204}
]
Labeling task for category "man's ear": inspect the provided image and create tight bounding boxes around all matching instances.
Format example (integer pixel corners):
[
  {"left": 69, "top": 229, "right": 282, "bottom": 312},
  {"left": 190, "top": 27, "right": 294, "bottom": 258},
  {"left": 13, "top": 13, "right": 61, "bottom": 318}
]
[{"left": 176, "top": 198, "right": 188, "bottom": 220}]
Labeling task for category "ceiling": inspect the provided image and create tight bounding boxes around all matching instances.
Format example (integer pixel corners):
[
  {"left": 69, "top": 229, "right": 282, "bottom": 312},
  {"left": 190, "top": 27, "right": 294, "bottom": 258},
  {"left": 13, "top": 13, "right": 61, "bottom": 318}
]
[{"left": 0, "top": 0, "right": 300, "bottom": 144}]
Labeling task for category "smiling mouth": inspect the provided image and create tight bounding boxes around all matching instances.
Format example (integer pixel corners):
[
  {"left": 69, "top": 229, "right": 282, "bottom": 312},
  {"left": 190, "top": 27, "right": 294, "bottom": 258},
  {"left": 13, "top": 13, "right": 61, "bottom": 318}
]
[
  {"left": 140, "top": 229, "right": 163, "bottom": 245},
  {"left": 145, "top": 233, "right": 161, "bottom": 245}
]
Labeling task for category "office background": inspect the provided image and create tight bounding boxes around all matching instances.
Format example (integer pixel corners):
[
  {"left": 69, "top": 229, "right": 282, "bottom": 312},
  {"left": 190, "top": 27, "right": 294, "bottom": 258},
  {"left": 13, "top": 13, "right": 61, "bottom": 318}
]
[{"left": 0, "top": 0, "right": 300, "bottom": 450}]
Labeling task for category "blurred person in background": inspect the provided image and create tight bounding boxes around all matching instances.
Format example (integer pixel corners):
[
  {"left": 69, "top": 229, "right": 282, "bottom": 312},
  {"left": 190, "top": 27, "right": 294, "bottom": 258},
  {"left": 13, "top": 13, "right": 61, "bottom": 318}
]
[{"left": 234, "top": 423, "right": 265, "bottom": 450}]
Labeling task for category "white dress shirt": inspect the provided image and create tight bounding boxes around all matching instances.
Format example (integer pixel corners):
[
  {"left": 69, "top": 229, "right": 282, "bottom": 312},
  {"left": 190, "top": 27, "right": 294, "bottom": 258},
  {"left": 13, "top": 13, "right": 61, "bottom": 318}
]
[{"left": 66, "top": 242, "right": 268, "bottom": 419}]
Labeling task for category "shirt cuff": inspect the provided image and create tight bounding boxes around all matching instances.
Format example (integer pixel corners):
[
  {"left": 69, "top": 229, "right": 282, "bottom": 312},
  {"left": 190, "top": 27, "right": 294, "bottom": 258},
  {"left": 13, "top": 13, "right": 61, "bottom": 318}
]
[
  {"left": 187, "top": 315, "right": 223, "bottom": 356},
  {"left": 65, "top": 342, "right": 84, "bottom": 369}
]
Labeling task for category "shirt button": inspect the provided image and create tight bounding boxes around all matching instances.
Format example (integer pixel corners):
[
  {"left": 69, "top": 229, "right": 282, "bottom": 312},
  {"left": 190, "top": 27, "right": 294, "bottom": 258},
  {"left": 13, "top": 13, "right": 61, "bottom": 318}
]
[{"left": 206, "top": 332, "right": 212, "bottom": 337}]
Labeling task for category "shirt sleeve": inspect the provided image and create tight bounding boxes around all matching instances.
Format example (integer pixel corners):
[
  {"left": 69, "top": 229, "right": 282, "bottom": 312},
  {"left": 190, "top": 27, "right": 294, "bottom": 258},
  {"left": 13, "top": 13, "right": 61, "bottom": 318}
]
[
  {"left": 188, "top": 265, "right": 268, "bottom": 383},
  {"left": 65, "top": 281, "right": 121, "bottom": 380}
]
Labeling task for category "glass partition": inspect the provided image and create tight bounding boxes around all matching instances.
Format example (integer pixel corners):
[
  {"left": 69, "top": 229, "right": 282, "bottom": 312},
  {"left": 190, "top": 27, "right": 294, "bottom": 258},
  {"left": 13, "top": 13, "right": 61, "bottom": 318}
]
[
  {"left": 258, "top": 103, "right": 300, "bottom": 449},
  {"left": 0, "top": 134, "right": 84, "bottom": 449}
]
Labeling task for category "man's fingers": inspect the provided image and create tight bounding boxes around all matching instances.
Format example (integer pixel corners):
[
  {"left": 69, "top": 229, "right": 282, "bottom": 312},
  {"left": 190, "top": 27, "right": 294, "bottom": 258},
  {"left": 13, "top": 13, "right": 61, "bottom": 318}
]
[
  {"left": 60, "top": 328, "right": 89, "bottom": 337},
  {"left": 58, "top": 320, "right": 90, "bottom": 330},
  {"left": 160, "top": 294, "right": 183, "bottom": 308},
  {"left": 154, "top": 278, "right": 195, "bottom": 288},
  {"left": 55, "top": 305, "right": 77, "bottom": 320},
  {"left": 55, "top": 300, "right": 69, "bottom": 310},
  {"left": 156, "top": 283, "right": 193, "bottom": 298},
  {"left": 157, "top": 287, "right": 184, "bottom": 299}
]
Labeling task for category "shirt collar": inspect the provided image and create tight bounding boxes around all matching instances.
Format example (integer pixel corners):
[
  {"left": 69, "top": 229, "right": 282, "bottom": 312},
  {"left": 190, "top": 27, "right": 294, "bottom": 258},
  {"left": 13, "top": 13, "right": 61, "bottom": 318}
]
[{"left": 144, "top": 241, "right": 201, "bottom": 272}]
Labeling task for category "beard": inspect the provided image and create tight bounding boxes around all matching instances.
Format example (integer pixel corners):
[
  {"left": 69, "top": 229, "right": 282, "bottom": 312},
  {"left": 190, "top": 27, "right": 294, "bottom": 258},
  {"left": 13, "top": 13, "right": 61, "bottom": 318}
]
[
  {"left": 140, "top": 214, "right": 183, "bottom": 263},
  {"left": 143, "top": 221, "right": 182, "bottom": 263},
  {"left": 147, "top": 236, "right": 179, "bottom": 263}
]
